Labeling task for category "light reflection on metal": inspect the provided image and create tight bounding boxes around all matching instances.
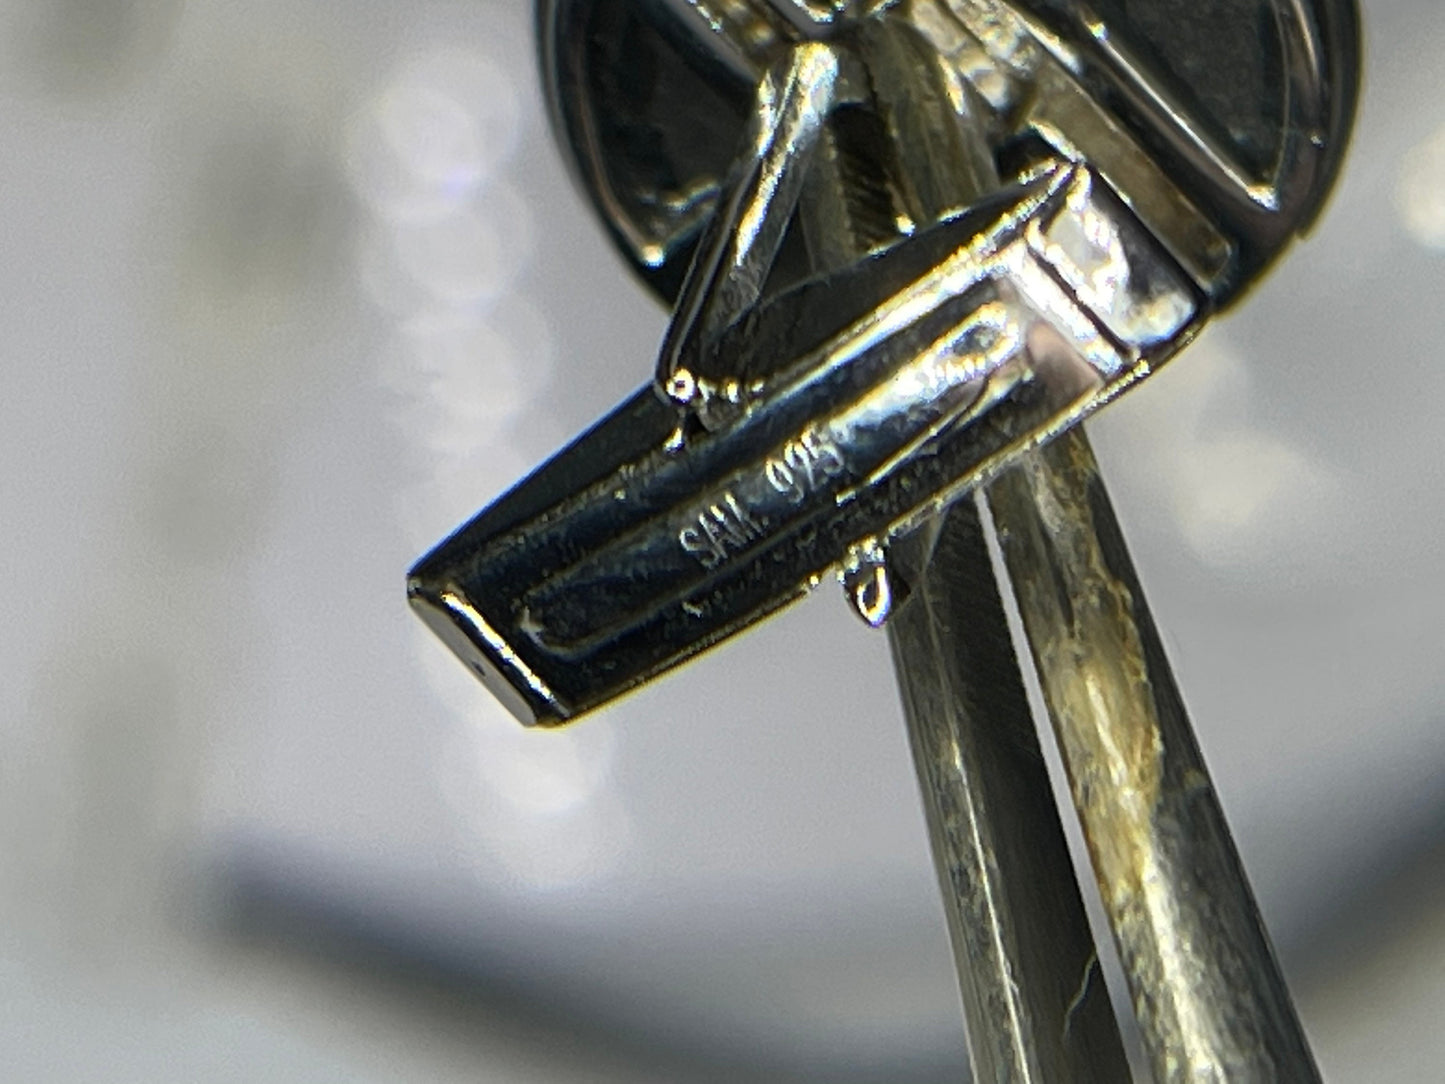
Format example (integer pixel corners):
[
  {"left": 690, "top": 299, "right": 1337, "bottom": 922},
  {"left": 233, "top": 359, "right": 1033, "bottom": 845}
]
[
  {"left": 841, "top": 539, "right": 896, "bottom": 627},
  {"left": 988, "top": 428, "right": 1326, "bottom": 1080},
  {"left": 408, "top": 0, "right": 1354, "bottom": 710},
  {"left": 409, "top": 0, "right": 1360, "bottom": 1078}
]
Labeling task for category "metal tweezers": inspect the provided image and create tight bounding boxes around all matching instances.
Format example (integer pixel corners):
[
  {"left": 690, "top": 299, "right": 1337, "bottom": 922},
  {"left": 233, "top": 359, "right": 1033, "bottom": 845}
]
[{"left": 409, "top": 1, "right": 1362, "bottom": 1078}]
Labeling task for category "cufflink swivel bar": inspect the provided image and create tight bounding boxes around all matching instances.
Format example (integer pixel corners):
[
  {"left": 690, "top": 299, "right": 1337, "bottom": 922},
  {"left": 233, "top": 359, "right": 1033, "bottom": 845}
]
[{"left": 410, "top": 1, "right": 1359, "bottom": 1078}]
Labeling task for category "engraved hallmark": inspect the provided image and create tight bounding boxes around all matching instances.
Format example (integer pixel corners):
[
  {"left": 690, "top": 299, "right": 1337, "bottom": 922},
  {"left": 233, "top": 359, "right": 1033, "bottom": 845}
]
[
  {"left": 680, "top": 491, "right": 768, "bottom": 569},
  {"left": 413, "top": 0, "right": 1358, "bottom": 724}
]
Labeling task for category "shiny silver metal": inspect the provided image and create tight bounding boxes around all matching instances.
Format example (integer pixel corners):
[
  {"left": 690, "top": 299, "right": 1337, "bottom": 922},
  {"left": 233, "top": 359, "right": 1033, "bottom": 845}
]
[
  {"left": 888, "top": 494, "right": 1132, "bottom": 1082},
  {"left": 409, "top": 1, "right": 1360, "bottom": 1080},
  {"left": 534, "top": 0, "right": 1358, "bottom": 301},
  {"left": 411, "top": 0, "right": 1357, "bottom": 726},
  {"left": 991, "top": 428, "right": 1323, "bottom": 1081}
]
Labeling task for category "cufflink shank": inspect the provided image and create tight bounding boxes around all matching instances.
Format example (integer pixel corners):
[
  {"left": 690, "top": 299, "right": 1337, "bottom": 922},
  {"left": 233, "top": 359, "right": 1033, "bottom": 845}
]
[{"left": 410, "top": 164, "right": 1200, "bottom": 724}]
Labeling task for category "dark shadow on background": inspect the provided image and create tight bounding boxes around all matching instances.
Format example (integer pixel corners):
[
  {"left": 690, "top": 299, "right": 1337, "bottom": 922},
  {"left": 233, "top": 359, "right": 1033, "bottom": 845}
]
[
  {"left": 210, "top": 727, "right": 1445, "bottom": 1083},
  {"left": 11, "top": 0, "right": 182, "bottom": 97},
  {"left": 212, "top": 850, "right": 972, "bottom": 1084},
  {"left": 1281, "top": 759, "right": 1445, "bottom": 994}
]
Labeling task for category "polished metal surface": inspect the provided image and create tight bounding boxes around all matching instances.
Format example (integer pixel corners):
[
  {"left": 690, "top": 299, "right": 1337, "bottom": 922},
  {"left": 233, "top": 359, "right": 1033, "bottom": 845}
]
[
  {"left": 406, "top": 0, "right": 1361, "bottom": 1080},
  {"left": 408, "top": 157, "right": 1196, "bottom": 723},
  {"left": 13, "top": 1, "right": 1445, "bottom": 1081},
  {"left": 412, "top": 0, "right": 1357, "bottom": 725},
  {"left": 888, "top": 496, "right": 1130, "bottom": 1082},
  {"left": 730, "top": 49, "right": 1130, "bottom": 1074},
  {"left": 992, "top": 430, "right": 1322, "bottom": 1081}
]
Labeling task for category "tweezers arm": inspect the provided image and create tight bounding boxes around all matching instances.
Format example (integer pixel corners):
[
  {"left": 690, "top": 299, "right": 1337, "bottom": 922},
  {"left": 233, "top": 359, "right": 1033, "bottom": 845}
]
[
  {"left": 888, "top": 494, "right": 1130, "bottom": 1083},
  {"left": 988, "top": 428, "right": 1321, "bottom": 1083}
]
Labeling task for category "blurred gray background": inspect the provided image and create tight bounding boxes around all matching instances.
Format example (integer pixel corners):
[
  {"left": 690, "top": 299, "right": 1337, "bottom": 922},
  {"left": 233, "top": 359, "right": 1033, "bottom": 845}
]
[{"left": 1, "top": 0, "right": 1442, "bottom": 1079}]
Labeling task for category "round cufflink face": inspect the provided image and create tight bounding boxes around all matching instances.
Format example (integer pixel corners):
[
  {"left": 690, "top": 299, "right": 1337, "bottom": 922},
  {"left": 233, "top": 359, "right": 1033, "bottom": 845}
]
[{"left": 538, "top": 0, "right": 1359, "bottom": 310}]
